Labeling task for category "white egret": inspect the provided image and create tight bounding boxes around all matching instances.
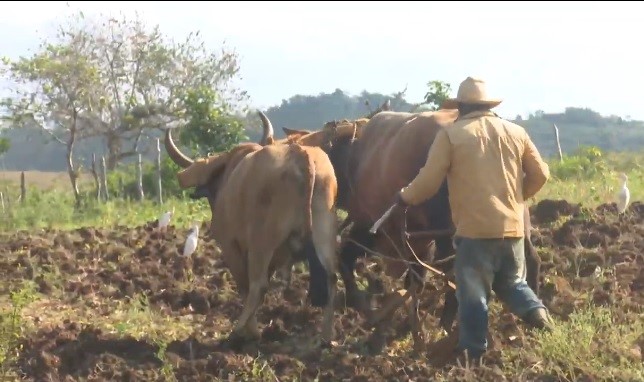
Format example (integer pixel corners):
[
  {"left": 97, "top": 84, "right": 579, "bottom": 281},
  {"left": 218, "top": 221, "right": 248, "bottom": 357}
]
[
  {"left": 616, "top": 173, "right": 630, "bottom": 215},
  {"left": 183, "top": 223, "right": 200, "bottom": 257},
  {"left": 158, "top": 206, "right": 175, "bottom": 233}
]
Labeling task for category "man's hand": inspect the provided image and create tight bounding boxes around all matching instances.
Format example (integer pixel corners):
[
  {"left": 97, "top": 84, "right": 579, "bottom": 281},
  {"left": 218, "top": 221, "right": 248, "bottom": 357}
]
[
  {"left": 392, "top": 190, "right": 409, "bottom": 225},
  {"left": 369, "top": 190, "right": 410, "bottom": 234},
  {"left": 394, "top": 190, "right": 409, "bottom": 208}
]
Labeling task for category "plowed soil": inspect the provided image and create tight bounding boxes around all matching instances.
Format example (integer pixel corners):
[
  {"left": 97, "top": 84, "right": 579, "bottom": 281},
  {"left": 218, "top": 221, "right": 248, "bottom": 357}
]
[{"left": 1, "top": 200, "right": 642, "bottom": 381}]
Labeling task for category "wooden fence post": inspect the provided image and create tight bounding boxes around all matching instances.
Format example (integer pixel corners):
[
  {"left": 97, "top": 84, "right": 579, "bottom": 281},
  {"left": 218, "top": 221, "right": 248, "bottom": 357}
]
[
  {"left": 0, "top": 191, "right": 4, "bottom": 213},
  {"left": 3, "top": 187, "right": 9, "bottom": 211},
  {"left": 553, "top": 124, "right": 563, "bottom": 162},
  {"left": 156, "top": 138, "right": 163, "bottom": 205},
  {"left": 118, "top": 178, "right": 124, "bottom": 200},
  {"left": 20, "top": 171, "right": 26, "bottom": 204},
  {"left": 136, "top": 153, "right": 144, "bottom": 201},
  {"left": 101, "top": 156, "right": 110, "bottom": 201}
]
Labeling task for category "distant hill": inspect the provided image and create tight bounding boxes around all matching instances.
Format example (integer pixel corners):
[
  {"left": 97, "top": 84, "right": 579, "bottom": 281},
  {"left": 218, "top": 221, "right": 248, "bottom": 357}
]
[
  {"left": 1, "top": 89, "right": 643, "bottom": 172},
  {"left": 0, "top": 126, "right": 165, "bottom": 172},
  {"left": 518, "top": 108, "right": 644, "bottom": 157}
]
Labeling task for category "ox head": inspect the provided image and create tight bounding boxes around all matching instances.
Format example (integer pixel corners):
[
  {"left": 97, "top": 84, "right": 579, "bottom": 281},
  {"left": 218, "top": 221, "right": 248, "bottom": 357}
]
[{"left": 164, "top": 110, "right": 275, "bottom": 202}]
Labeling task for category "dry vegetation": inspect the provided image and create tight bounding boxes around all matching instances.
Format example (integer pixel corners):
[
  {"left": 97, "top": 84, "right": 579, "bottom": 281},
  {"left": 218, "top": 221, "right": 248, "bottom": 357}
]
[{"left": 0, "top": 171, "right": 93, "bottom": 191}]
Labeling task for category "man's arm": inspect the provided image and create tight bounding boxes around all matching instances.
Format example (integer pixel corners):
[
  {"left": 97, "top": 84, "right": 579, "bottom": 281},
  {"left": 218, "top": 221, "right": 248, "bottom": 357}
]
[
  {"left": 399, "top": 129, "right": 451, "bottom": 206},
  {"left": 522, "top": 132, "right": 550, "bottom": 200}
]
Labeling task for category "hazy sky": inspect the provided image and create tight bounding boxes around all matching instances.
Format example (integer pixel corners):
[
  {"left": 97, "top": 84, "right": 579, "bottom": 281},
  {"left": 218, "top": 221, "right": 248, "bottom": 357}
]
[{"left": 1, "top": 1, "right": 642, "bottom": 120}]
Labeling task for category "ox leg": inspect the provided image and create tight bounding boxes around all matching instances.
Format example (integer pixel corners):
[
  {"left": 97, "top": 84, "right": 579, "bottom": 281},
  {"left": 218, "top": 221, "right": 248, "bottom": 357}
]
[
  {"left": 434, "top": 236, "right": 458, "bottom": 333},
  {"left": 524, "top": 239, "right": 541, "bottom": 295},
  {"left": 310, "top": 207, "right": 339, "bottom": 344},
  {"left": 231, "top": 250, "right": 272, "bottom": 342},
  {"left": 338, "top": 226, "right": 374, "bottom": 312},
  {"left": 220, "top": 242, "right": 249, "bottom": 306}
]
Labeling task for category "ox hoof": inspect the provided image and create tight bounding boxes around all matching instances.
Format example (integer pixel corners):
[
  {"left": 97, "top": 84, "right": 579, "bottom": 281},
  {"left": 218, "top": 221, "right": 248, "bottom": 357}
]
[
  {"left": 345, "top": 290, "right": 371, "bottom": 313},
  {"left": 321, "top": 340, "right": 338, "bottom": 349},
  {"left": 365, "top": 330, "right": 386, "bottom": 355},
  {"left": 313, "top": 337, "right": 338, "bottom": 350},
  {"left": 224, "top": 329, "right": 260, "bottom": 351}
]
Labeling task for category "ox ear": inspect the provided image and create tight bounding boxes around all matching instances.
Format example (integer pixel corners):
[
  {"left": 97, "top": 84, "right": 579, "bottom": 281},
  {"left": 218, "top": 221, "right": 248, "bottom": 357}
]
[
  {"left": 176, "top": 153, "right": 229, "bottom": 189},
  {"left": 282, "top": 127, "right": 309, "bottom": 137}
]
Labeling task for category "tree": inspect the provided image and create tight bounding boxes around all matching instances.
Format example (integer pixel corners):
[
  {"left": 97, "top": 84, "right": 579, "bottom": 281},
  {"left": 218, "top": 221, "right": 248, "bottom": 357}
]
[
  {"left": 1, "top": 22, "right": 100, "bottom": 206},
  {"left": 1, "top": 10, "right": 248, "bottom": 177},
  {"left": 422, "top": 80, "right": 452, "bottom": 111},
  {"left": 177, "top": 86, "right": 248, "bottom": 157}
]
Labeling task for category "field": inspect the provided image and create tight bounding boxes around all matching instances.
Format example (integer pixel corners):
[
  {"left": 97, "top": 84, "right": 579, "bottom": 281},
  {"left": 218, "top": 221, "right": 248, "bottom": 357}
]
[
  {"left": 0, "top": 171, "right": 93, "bottom": 191},
  {"left": 0, "top": 151, "right": 643, "bottom": 381}
]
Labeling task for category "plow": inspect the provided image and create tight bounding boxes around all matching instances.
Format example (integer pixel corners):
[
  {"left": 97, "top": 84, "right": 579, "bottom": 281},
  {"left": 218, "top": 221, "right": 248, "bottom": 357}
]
[{"left": 338, "top": 203, "right": 459, "bottom": 355}]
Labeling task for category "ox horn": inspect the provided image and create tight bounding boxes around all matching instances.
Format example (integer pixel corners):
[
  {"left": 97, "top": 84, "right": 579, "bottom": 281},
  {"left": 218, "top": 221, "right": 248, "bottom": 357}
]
[
  {"left": 258, "top": 110, "right": 274, "bottom": 145},
  {"left": 164, "top": 128, "right": 194, "bottom": 169}
]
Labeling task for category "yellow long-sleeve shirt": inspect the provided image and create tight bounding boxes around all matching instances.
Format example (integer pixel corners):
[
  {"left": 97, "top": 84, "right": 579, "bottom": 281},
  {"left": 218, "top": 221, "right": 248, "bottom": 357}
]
[{"left": 399, "top": 110, "right": 550, "bottom": 239}]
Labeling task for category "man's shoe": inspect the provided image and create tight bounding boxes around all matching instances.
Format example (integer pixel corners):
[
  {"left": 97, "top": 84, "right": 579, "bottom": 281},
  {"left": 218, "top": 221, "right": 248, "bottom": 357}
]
[{"left": 523, "top": 307, "right": 555, "bottom": 332}]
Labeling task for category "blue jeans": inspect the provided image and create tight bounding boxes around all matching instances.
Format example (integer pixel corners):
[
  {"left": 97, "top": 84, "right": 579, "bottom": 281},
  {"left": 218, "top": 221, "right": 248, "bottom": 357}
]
[{"left": 453, "top": 236, "right": 545, "bottom": 358}]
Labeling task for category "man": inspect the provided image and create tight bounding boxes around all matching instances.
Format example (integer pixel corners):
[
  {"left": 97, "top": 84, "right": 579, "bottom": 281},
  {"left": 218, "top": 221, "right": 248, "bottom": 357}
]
[{"left": 394, "top": 77, "right": 554, "bottom": 362}]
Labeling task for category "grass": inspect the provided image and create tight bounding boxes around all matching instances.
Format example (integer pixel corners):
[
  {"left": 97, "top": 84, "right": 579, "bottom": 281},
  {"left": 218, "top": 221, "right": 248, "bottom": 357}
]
[
  {"left": 535, "top": 149, "right": 643, "bottom": 206},
  {"left": 0, "top": 280, "right": 38, "bottom": 380},
  {"left": 0, "top": 147, "right": 642, "bottom": 380},
  {"left": 502, "top": 303, "right": 643, "bottom": 381},
  {"left": 0, "top": 189, "right": 211, "bottom": 232}
]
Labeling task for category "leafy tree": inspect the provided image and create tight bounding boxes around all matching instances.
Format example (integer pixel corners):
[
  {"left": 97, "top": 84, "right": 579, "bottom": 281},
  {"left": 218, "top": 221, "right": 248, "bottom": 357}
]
[
  {"left": 177, "top": 86, "right": 248, "bottom": 157},
  {"left": 1, "top": 22, "right": 99, "bottom": 206},
  {"left": 1, "top": 10, "right": 248, "bottom": 183},
  {"left": 422, "top": 80, "right": 452, "bottom": 110}
]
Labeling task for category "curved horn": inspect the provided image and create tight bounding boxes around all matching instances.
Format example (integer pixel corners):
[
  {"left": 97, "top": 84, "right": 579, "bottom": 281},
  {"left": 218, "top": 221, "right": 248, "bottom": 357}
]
[
  {"left": 257, "top": 110, "right": 274, "bottom": 145},
  {"left": 164, "top": 128, "right": 194, "bottom": 168}
]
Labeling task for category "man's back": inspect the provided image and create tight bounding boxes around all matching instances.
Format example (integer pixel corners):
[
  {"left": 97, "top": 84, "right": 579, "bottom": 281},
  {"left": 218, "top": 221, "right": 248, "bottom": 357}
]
[{"left": 444, "top": 110, "right": 549, "bottom": 239}]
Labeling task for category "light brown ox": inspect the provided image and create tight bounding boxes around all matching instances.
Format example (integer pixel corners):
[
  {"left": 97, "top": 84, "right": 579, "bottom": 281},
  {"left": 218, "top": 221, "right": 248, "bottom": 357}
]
[
  {"left": 163, "top": 119, "right": 339, "bottom": 345},
  {"left": 260, "top": 109, "right": 542, "bottom": 351}
]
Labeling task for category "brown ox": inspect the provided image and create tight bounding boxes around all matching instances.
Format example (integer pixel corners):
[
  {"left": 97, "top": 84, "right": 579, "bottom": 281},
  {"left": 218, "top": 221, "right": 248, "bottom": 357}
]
[
  {"left": 264, "top": 109, "right": 542, "bottom": 339},
  {"left": 164, "top": 120, "right": 339, "bottom": 345}
]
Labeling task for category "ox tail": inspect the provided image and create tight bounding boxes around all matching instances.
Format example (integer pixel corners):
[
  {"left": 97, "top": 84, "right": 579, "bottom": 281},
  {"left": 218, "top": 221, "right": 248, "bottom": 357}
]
[
  {"left": 291, "top": 143, "right": 315, "bottom": 235},
  {"left": 291, "top": 144, "right": 329, "bottom": 307}
]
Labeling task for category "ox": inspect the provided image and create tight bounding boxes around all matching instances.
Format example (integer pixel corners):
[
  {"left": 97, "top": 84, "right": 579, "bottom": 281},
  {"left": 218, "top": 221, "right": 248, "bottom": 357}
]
[
  {"left": 164, "top": 120, "right": 339, "bottom": 345},
  {"left": 264, "top": 108, "right": 542, "bottom": 348}
]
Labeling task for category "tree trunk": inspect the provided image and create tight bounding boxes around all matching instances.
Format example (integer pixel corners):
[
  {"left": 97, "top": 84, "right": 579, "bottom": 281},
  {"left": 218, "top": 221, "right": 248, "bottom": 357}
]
[
  {"left": 156, "top": 138, "right": 163, "bottom": 204},
  {"left": 66, "top": 140, "right": 81, "bottom": 208},
  {"left": 20, "top": 171, "right": 26, "bottom": 205},
  {"left": 67, "top": 110, "right": 81, "bottom": 208},
  {"left": 106, "top": 133, "right": 122, "bottom": 170},
  {"left": 136, "top": 153, "right": 144, "bottom": 201},
  {"left": 90, "top": 153, "right": 101, "bottom": 201},
  {"left": 101, "top": 156, "right": 110, "bottom": 201}
]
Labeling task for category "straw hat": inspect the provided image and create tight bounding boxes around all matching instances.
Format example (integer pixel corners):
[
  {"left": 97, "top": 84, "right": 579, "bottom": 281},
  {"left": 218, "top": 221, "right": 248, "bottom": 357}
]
[{"left": 441, "top": 77, "right": 503, "bottom": 109}]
